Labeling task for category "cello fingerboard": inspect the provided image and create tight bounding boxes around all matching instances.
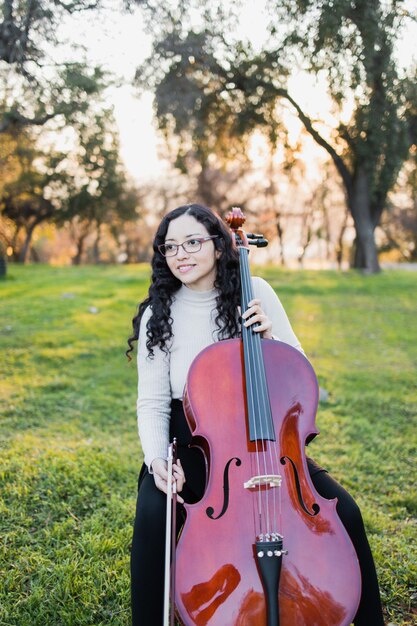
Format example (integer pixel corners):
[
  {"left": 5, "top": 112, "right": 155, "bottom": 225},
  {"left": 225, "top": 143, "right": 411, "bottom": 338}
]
[{"left": 239, "top": 245, "right": 276, "bottom": 442}]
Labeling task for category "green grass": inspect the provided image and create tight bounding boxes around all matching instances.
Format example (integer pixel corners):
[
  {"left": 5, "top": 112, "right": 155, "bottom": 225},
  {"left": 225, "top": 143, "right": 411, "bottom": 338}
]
[{"left": 1, "top": 264, "right": 416, "bottom": 625}]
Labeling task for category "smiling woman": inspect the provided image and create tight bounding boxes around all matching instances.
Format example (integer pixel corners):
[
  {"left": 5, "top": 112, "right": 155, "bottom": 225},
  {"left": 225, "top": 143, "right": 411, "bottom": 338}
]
[
  {"left": 126, "top": 203, "right": 385, "bottom": 626},
  {"left": 162, "top": 215, "right": 221, "bottom": 291}
]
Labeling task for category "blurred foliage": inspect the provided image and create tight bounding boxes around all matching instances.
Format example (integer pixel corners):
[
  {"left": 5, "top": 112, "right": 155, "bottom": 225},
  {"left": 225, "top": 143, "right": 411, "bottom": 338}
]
[
  {"left": 0, "top": 0, "right": 108, "bottom": 133},
  {"left": 0, "top": 1, "right": 141, "bottom": 263},
  {"left": 0, "top": 108, "right": 138, "bottom": 263},
  {"left": 382, "top": 149, "right": 417, "bottom": 261},
  {"left": 0, "top": 127, "right": 67, "bottom": 262},
  {"left": 134, "top": 0, "right": 417, "bottom": 272}
]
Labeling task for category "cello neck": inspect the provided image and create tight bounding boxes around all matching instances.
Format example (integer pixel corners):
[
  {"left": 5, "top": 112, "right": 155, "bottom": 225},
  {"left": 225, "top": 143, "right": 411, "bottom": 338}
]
[{"left": 230, "top": 214, "right": 276, "bottom": 443}]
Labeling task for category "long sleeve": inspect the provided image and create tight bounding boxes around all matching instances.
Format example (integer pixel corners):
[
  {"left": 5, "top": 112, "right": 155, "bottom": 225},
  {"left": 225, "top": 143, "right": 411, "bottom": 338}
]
[
  {"left": 252, "top": 277, "right": 305, "bottom": 354},
  {"left": 136, "top": 306, "right": 172, "bottom": 469}
]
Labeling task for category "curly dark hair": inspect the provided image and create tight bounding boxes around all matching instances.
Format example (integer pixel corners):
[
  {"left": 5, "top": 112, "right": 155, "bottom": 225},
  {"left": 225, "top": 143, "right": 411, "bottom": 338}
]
[{"left": 126, "top": 204, "right": 241, "bottom": 360}]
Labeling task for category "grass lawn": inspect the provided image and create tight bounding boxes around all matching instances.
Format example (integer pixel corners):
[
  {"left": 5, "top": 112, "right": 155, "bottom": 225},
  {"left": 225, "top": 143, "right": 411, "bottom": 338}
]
[{"left": 0, "top": 263, "right": 416, "bottom": 625}]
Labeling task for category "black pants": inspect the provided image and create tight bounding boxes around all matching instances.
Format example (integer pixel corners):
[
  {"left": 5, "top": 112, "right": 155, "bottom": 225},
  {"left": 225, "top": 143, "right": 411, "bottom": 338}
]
[{"left": 131, "top": 400, "right": 384, "bottom": 626}]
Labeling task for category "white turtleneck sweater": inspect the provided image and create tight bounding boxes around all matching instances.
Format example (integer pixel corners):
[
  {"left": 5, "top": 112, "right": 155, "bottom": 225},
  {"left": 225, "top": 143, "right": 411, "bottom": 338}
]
[{"left": 136, "top": 277, "right": 304, "bottom": 469}]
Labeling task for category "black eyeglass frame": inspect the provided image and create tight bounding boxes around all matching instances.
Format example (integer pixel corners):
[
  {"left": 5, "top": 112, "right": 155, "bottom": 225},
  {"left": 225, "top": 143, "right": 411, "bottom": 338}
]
[{"left": 158, "top": 235, "right": 219, "bottom": 257}]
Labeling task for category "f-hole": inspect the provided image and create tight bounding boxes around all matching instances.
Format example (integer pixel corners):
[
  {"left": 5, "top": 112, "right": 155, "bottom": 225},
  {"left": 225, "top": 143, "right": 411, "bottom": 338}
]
[
  {"left": 206, "top": 457, "right": 241, "bottom": 520},
  {"left": 281, "top": 455, "right": 320, "bottom": 517}
]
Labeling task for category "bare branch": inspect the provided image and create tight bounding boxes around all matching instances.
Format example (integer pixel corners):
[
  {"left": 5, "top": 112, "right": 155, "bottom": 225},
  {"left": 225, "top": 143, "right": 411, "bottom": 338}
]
[
  {"left": 0, "top": 110, "right": 56, "bottom": 134},
  {"left": 53, "top": 1, "right": 102, "bottom": 13},
  {"left": 275, "top": 87, "right": 353, "bottom": 192}
]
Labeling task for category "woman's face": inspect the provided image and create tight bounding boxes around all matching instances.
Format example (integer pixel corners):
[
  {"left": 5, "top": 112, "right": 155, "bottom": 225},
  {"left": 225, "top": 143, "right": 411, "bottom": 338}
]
[{"left": 164, "top": 214, "right": 220, "bottom": 291}]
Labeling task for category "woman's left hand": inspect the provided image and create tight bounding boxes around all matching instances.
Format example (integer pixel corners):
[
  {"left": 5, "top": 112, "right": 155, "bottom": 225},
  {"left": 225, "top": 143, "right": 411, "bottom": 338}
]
[{"left": 241, "top": 299, "right": 273, "bottom": 339}]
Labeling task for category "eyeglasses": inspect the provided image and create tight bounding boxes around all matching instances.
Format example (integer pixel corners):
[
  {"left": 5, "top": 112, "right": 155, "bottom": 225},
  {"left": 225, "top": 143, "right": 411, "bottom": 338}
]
[{"left": 158, "top": 236, "right": 218, "bottom": 257}]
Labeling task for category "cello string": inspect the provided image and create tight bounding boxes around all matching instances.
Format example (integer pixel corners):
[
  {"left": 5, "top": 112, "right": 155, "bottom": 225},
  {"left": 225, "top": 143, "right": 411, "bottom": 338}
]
[
  {"left": 256, "top": 333, "right": 281, "bottom": 538},
  {"left": 242, "top": 246, "right": 264, "bottom": 534},
  {"left": 251, "top": 321, "right": 280, "bottom": 538},
  {"left": 263, "top": 336, "right": 282, "bottom": 538},
  {"left": 240, "top": 247, "right": 263, "bottom": 536},
  {"left": 248, "top": 315, "right": 270, "bottom": 535},
  {"left": 241, "top": 248, "right": 270, "bottom": 536},
  {"left": 242, "top": 246, "right": 281, "bottom": 539},
  {"left": 247, "top": 281, "right": 277, "bottom": 539},
  {"left": 247, "top": 258, "right": 278, "bottom": 538}
]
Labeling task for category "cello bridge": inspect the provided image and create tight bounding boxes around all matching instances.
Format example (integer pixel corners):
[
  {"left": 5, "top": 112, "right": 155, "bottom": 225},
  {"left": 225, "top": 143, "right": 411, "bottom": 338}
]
[{"left": 244, "top": 474, "right": 282, "bottom": 489}]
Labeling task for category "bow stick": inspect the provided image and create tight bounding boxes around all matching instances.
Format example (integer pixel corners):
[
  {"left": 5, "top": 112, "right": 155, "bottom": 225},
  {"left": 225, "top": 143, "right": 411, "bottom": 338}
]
[{"left": 163, "top": 438, "right": 178, "bottom": 626}]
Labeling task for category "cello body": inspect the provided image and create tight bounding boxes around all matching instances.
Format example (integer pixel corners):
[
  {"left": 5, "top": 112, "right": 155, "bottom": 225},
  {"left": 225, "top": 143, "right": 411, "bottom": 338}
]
[{"left": 174, "top": 338, "right": 361, "bottom": 626}]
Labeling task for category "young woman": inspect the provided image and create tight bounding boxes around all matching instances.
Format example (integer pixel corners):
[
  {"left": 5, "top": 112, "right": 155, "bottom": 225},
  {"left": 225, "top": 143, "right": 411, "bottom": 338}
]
[{"left": 127, "top": 203, "right": 384, "bottom": 626}]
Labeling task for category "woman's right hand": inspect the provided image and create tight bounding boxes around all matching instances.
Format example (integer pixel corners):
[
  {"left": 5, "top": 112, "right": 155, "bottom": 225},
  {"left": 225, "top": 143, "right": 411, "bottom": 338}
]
[{"left": 151, "top": 457, "right": 186, "bottom": 504}]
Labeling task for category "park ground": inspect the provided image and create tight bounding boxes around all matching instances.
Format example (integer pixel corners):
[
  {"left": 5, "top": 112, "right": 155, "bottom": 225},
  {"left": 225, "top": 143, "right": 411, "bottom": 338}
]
[{"left": 0, "top": 264, "right": 416, "bottom": 625}]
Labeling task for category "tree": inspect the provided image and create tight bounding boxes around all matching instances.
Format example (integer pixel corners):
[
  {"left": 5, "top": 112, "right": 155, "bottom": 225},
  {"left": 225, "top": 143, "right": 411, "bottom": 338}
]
[
  {"left": 0, "top": 109, "right": 137, "bottom": 262},
  {"left": 380, "top": 154, "right": 417, "bottom": 261},
  {"left": 0, "top": 127, "right": 23, "bottom": 259},
  {"left": 62, "top": 108, "right": 138, "bottom": 264},
  {"left": 0, "top": 0, "right": 108, "bottom": 134},
  {"left": 0, "top": 128, "right": 68, "bottom": 261},
  {"left": 0, "top": 1, "right": 140, "bottom": 263},
  {"left": 135, "top": 0, "right": 417, "bottom": 272}
]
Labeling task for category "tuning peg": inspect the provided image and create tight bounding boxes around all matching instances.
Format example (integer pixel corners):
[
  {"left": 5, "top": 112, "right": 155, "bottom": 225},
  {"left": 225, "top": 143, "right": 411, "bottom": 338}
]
[
  {"left": 247, "top": 233, "right": 264, "bottom": 239},
  {"left": 248, "top": 237, "right": 268, "bottom": 248}
]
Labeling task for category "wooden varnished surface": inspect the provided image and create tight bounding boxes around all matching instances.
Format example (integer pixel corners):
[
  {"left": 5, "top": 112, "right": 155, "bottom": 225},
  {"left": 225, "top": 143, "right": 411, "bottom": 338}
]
[{"left": 175, "top": 339, "right": 361, "bottom": 626}]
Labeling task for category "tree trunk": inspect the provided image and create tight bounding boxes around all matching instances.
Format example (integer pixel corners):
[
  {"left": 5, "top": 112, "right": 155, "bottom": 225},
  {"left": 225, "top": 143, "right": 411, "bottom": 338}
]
[
  {"left": 321, "top": 198, "right": 332, "bottom": 264},
  {"left": 92, "top": 222, "right": 102, "bottom": 264},
  {"left": 0, "top": 249, "right": 6, "bottom": 277},
  {"left": 18, "top": 222, "right": 37, "bottom": 263},
  {"left": 298, "top": 216, "right": 312, "bottom": 267},
  {"left": 348, "top": 168, "right": 381, "bottom": 273},
  {"left": 72, "top": 234, "right": 87, "bottom": 265},
  {"left": 335, "top": 208, "right": 349, "bottom": 270},
  {"left": 11, "top": 225, "right": 21, "bottom": 261},
  {"left": 275, "top": 215, "right": 285, "bottom": 266},
  {"left": 267, "top": 151, "right": 285, "bottom": 266},
  {"left": 197, "top": 164, "right": 217, "bottom": 209},
  {"left": 30, "top": 246, "right": 40, "bottom": 262}
]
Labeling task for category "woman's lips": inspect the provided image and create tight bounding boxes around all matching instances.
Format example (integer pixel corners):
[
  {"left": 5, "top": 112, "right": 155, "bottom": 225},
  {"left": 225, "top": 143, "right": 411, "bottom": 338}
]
[{"left": 177, "top": 264, "right": 195, "bottom": 274}]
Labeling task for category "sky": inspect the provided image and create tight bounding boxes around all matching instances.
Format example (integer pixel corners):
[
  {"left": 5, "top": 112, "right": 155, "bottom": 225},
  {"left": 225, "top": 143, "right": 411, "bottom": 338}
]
[
  {"left": 59, "top": 1, "right": 417, "bottom": 185},
  {"left": 58, "top": 1, "right": 276, "bottom": 182}
]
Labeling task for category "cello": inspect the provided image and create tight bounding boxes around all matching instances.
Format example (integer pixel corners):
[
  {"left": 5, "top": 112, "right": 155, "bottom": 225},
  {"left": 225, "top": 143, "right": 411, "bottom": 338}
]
[{"left": 172, "top": 208, "right": 361, "bottom": 625}]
